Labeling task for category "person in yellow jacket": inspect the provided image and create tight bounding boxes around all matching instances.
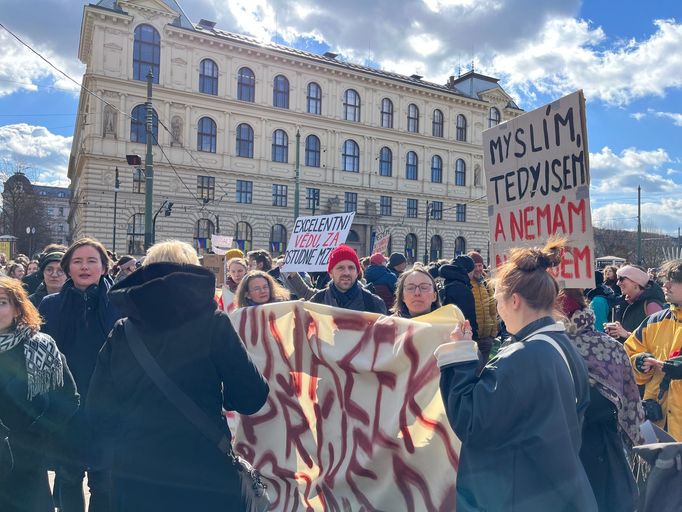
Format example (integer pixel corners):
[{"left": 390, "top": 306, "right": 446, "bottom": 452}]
[
  {"left": 467, "top": 251, "right": 497, "bottom": 363},
  {"left": 624, "top": 259, "right": 682, "bottom": 440}
]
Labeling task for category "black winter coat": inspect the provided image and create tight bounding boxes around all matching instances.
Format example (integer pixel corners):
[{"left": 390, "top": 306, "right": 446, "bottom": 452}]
[
  {"left": 439, "top": 264, "right": 479, "bottom": 339},
  {"left": 86, "top": 262, "right": 269, "bottom": 512}
]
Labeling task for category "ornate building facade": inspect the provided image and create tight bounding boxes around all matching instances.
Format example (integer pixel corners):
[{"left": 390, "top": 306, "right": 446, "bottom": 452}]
[{"left": 70, "top": 0, "right": 521, "bottom": 259}]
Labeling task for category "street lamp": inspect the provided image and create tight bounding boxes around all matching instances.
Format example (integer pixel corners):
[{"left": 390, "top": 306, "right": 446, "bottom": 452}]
[
  {"left": 112, "top": 167, "right": 120, "bottom": 255},
  {"left": 25, "top": 226, "right": 35, "bottom": 257},
  {"left": 152, "top": 200, "right": 173, "bottom": 243},
  {"left": 423, "top": 201, "right": 431, "bottom": 264}
]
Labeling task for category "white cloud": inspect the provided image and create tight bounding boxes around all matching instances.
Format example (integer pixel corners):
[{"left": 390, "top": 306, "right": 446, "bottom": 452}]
[
  {"left": 592, "top": 198, "right": 682, "bottom": 235},
  {"left": 0, "top": 124, "right": 71, "bottom": 187},
  {"left": 652, "top": 110, "right": 682, "bottom": 126}
]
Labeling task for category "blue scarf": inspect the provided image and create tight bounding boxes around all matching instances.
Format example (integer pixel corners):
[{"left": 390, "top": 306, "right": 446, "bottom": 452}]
[{"left": 330, "top": 281, "right": 361, "bottom": 308}]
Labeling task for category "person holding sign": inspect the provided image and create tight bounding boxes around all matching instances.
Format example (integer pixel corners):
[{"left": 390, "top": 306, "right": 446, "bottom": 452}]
[{"left": 435, "top": 240, "right": 597, "bottom": 512}]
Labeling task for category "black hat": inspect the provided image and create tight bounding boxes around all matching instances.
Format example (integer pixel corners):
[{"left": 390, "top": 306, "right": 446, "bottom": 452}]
[
  {"left": 39, "top": 251, "right": 64, "bottom": 273},
  {"left": 453, "top": 255, "right": 475, "bottom": 273},
  {"left": 389, "top": 252, "right": 407, "bottom": 267}
]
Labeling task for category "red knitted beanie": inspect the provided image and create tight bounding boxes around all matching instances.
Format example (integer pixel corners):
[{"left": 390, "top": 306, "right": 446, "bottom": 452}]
[
  {"left": 369, "top": 253, "right": 386, "bottom": 266},
  {"left": 327, "top": 245, "right": 361, "bottom": 274}
]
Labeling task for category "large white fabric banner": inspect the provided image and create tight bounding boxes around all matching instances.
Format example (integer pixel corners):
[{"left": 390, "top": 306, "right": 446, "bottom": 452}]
[{"left": 230, "top": 302, "right": 462, "bottom": 511}]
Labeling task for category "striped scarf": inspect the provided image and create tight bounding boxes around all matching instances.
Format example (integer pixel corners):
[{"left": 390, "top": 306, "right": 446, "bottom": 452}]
[{"left": 0, "top": 325, "right": 64, "bottom": 400}]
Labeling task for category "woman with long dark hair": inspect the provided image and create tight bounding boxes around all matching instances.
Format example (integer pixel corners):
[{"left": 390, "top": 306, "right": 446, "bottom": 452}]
[{"left": 391, "top": 264, "right": 441, "bottom": 318}]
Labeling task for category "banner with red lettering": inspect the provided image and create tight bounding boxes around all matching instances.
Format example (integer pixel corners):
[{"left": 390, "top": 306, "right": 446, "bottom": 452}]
[
  {"left": 230, "top": 302, "right": 462, "bottom": 510},
  {"left": 483, "top": 90, "right": 595, "bottom": 288}
]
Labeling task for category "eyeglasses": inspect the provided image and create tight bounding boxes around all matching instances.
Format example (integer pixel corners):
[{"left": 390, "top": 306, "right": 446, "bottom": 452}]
[
  {"left": 249, "top": 285, "right": 270, "bottom": 293},
  {"left": 404, "top": 284, "right": 434, "bottom": 294},
  {"left": 45, "top": 268, "right": 65, "bottom": 276}
]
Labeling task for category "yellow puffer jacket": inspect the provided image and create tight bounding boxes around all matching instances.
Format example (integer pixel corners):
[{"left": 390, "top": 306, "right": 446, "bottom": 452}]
[
  {"left": 624, "top": 305, "right": 682, "bottom": 440},
  {"left": 470, "top": 277, "right": 498, "bottom": 339}
]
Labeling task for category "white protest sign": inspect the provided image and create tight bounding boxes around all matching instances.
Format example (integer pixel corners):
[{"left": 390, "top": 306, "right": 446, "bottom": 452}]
[
  {"left": 282, "top": 212, "right": 356, "bottom": 272},
  {"left": 211, "top": 235, "right": 234, "bottom": 255},
  {"left": 483, "top": 90, "right": 595, "bottom": 288},
  {"left": 373, "top": 233, "right": 390, "bottom": 255}
]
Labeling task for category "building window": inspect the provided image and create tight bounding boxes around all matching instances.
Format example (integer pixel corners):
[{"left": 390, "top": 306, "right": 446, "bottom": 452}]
[
  {"left": 431, "top": 155, "right": 443, "bottom": 183},
  {"left": 406, "top": 198, "right": 418, "bottom": 218},
  {"left": 307, "top": 82, "right": 322, "bottom": 115},
  {"left": 273, "top": 74, "right": 289, "bottom": 109},
  {"left": 431, "top": 201, "right": 443, "bottom": 220},
  {"left": 342, "top": 139, "right": 360, "bottom": 172},
  {"left": 379, "top": 147, "right": 393, "bottom": 177},
  {"left": 197, "top": 175, "right": 215, "bottom": 202},
  {"left": 270, "top": 224, "right": 287, "bottom": 255},
  {"left": 306, "top": 187, "right": 320, "bottom": 211},
  {"left": 234, "top": 221, "right": 252, "bottom": 252},
  {"left": 380, "top": 196, "right": 392, "bottom": 216},
  {"left": 130, "top": 104, "right": 158, "bottom": 144},
  {"left": 432, "top": 109, "right": 444, "bottom": 137},
  {"left": 454, "top": 236, "right": 467, "bottom": 256},
  {"left": 237, "top": 67, "right": 256, "bottom": 102},
  {"left": 132, "top": 168, "right": 144, "bottom": 194},
  {"left": 455, "top": 159, "right": 466, "bottom": 186},
  {"left": 381, "top": 98, "right": 393, "bottom": 128},
  {"left": 456, "top": 114, "right": 467, "bottom": 141},
  {"left": 199, "top": 58, "right": 218, "bottom": 95},
  {"left": 430, "top": 235, "right": 443, "bottom": 261},
  {"left": 197, "top": 117, "right": 217, "bottom": 153},
  {"left": 58, "top": 207, "right": 64, "bottom": 217},
  {"left": 488, "top": 107, "right": 501, "bottom": 128},
  {"left": 404, "top": 233, "right": 418, "bottom": 263},
  {"left": 236, "top": 123, "right": 254, "bottom": 158},
  {"left": 127, "top": 213, "right": 145, "bottom": 255},
  {"left": 58, "top": 224, "right": 64, "bottom": 233},
  {"left": 456, "top": 203, "right": 466, "bottom": 222},
  {"left": 195, "top": 219, "right": 215, "bottom": 251},
  {"left": 344, "top": 192, "right": 358, "bottom": 213},
  {"left": 133, "top": 24, "right": 160, "bottom": 83},
  {"left": 272, "top": 184, "right": 288, "bottom": 207},
  {"left": 407, "top": 103, "right": 419, "bottom": 133},
  {"left": 305, "top": 135, "right": 320, "bottom": 167},
  {"left": 236, "top": 180, "right": 253, "bottom": 204},
  {"left": 406, "top": 151, "right": 418, "bottom": 180},
  {"left": 272, "top": 129, "right": 288, "bottom": 163},
  {"left": 343, "top": 89, "right": 361, "bottom": 122}
]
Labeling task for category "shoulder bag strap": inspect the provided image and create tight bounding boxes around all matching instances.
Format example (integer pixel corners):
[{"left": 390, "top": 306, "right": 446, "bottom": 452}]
[
  {"left": 124, "top": 320, "right": 232, "bottom": 456},
  {"left": 530, "top": 333, "right": 578, "bottom": 405}
]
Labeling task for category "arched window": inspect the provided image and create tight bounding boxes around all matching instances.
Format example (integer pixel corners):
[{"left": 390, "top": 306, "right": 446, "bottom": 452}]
[
  {"left": 130, "top": 104, "right": 158, "bottom": 144},
  {"left": 456, "top": 114, "right": 467, "bottom": 141},
  {"left": 343, "top": 89, "right": 361, "bottom": 122},
  {"left": 342, "top": 139, "right": 360, "bottom": 172},
  {"left": 488, "top": 107, "right": 500, "bottom": 127},
  {"left": 273, "top": 74, "right": 289, "bottom": 108},
  {"left": 195, "top": 218, "right": 215, "bottom": 252},
  {"left": 430, "top": 235, "right": 442, "bottom": 261},
  {"left": 346, "top": 230, "right": 360, "bottom": 243},
  {"left": 236, "top": 123, "right": 254, "bottom": 158},
  {"left": 381, "top": 98, "right": 393, "bottom": 128},
  {"left": 454, "top": 236, "right": 467, "bottom": 256},
  {"left": 404, "top": 233, "right": 418, "bottom": 264},
  {"left": 379, "top": 146, "right": 393, "bottom": 177},
  {"left": 455, "top": 158, "right": 466, "bottom": 186},
  {"left": 307, "top": 82, "right": 322, "bottom": 115},
  {"left": 432, "top": 109, "right": 444, "bottom": 137},
  {"left": 272, "top": 129, "right": 288, "bottom": 162},
  {"left": 431, "top": 155, "right": 443, "bottom": 183},
  {"left": 234, "top": 221, "right": 252, "bottom": 252},
  {"left": 197, "top": 117, "right": 217, "bottom": 153},
  {"left": 305, "top": 135, "right": 320, "bottom": 167},
  {"left": 237, "top": 67, "right": 255, "bottom": 102},
  {"left": 199, "top": 58, "right": 218, "bottom": 95},
  {"left": 406, "top": 151, "right": 418, "bottom": 180},
  {"left": 133, "top": 24, "right": 160, "bottom": 83},
  {"left": 270, "top": 224, "right": 287, "bottom": 255},
  {"left": 127, "top": 213, "right": 145, "bottom": 255},
  {"left": 407, "top": 104, "right": 419, "bottom": 133}
]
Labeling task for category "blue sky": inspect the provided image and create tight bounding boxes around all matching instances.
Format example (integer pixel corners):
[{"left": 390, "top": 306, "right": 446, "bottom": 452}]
[{"left": 0, "top": 0, "right": 680, "bottom": 235}]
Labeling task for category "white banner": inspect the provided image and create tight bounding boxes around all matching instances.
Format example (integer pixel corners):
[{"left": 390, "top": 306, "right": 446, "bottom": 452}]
[
  {"left": 211, "top": 235, "right": 234, "bottom": 255},
  {"left": 373, "top": 233, "right": 391, "bottom": 256}
]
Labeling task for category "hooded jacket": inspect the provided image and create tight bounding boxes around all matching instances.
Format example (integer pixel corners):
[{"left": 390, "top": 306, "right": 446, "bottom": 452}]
[
  {"left": 615, "top": 285, "right": 665, "bottom": 338},
  {"left": 439, "top": 264, "right": 478, "bottom": 339}
]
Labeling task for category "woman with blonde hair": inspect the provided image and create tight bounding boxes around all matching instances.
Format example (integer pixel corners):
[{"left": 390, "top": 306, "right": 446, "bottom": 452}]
[
  {"left": 435, "top": 240, "right": 597, "bottom": 512},
  {"left": 235, "top": 270, "right": 290, "bottom": 308}
]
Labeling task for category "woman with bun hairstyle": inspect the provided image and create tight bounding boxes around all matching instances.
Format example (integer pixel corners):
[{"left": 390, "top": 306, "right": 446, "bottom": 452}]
[{"left": 435, "top": 240, "right": 597, "bottom": 512}]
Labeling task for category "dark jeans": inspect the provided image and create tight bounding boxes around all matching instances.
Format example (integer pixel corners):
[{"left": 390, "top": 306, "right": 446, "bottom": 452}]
[{"left": 56, "top": 465, "right": 111, "bottom": 512}]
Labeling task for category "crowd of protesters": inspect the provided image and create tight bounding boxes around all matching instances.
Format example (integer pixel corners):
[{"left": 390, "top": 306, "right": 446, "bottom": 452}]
[{"left": 1, "top": 235, "right": 681, "bottom": 511}]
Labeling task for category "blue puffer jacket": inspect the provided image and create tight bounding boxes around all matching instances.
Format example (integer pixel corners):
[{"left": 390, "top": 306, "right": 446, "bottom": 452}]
[{"left": 364, "top": 264, "right": 398, "bottom": 291}]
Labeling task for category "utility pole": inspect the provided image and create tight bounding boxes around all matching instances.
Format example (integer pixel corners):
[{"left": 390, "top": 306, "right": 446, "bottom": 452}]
[
  {"left": 423, "top": 200, "right": 430, "bottom": 264},
  {"left": 143, "top": 69, "right": 154, "bottom": 250},
  {"left": 294, "top": 129, "right": 301, "bottom": 220},
  {"left": 637, "top": 186, "right": 642, "bottom": 265},
  {"left": 112, "top": 167, "right": 120, "bottom": 255}
]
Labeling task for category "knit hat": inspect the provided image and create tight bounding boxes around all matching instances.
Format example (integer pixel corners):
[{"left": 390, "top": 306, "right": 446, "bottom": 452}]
[
  {"left": 225, "top": 248, "right": 244, "bottom": 260},
  {"left": 453, "top": 255, "right": 475, "bottom": 273},
  {"left": 467, "top": 251, "right": 484, "bottom": 265},
  {"left": 616, "top": 265, "right": 649, "bottom": 288},
  {"left": 327, "top": 245, "right": 361, "bottom": 274},
  {"left": 388, "top": 252, "right": 407, "bottom": 267},
  {"left": 369, "top": 253, "right": 386, "bottom": 266},
  {"left": 39, "top": 251, "right": 64, "bottom": 273}
]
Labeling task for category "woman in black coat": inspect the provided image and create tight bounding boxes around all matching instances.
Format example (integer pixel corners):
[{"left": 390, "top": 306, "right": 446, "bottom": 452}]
[
  {"left": 0, "top": 276, "right": 79, "bottom": 512},
  {"left": 86, "top": 240, "right": 269, "bottom": 512}
]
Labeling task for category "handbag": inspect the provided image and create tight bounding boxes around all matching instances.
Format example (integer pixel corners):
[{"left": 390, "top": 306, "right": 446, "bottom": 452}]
[
  {"left": 124, "top": 321, "right": 271, "bottom": 511},
  {"left": 0, "top": 419, "right": 13, "bottom": 481}
]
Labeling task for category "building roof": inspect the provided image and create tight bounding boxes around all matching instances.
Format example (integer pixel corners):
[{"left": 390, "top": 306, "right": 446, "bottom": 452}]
[
  {"left": 94, "top": 0, "right": 194, "bottom": 30},
  {"left": 33, "top": 185, "right": 71, "bottom": 199},
  {"left": 450, "top": 70, "right": 521, "bottom": 110}
]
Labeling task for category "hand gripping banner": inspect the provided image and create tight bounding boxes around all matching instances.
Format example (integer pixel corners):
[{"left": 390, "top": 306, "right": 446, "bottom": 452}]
[{"left": 230, "top": 302, "right": 463, "bottom": 511}]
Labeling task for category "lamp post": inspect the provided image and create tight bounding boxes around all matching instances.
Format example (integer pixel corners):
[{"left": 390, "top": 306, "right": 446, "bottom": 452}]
[
  {"left": 423, "top": 201, "right": 431, "bottom": 264},
  {"left": 25, "top": 226, "right": 35, "bottom": 257},
  {"left": 143, "top": 69, "right": 154, "bottom": 251},
  {"left": 294, "top": 129, "right": 301, "bottom": 220},
  {"left": 152, "top": 200, "right": 173, "bottom": 242},
  {"left": 112, "top": 167, "right": 120, "bottom": 255}
]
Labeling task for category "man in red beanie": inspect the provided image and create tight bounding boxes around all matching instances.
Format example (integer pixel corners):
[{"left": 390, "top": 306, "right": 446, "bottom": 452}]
[{"left": 309, "top": 245, "right": 387, "bottom": 314}]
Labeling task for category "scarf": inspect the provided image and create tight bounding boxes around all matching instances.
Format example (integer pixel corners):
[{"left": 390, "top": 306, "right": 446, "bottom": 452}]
[
  {"left": 0, "top": 325, "right": 64, "bottom": 400},
  {"left": 563, "top": 308, "right": 644, "bottom": 447},
  {"left": 329, "top": 281, "right": 361, "bottom": 308}
]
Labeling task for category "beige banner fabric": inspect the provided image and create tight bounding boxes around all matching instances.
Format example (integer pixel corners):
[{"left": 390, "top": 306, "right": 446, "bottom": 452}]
[{"left": 230, "top": 302, "right": 463, "bottom": 511}]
